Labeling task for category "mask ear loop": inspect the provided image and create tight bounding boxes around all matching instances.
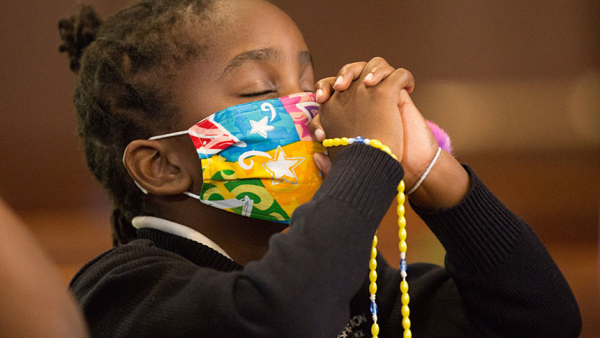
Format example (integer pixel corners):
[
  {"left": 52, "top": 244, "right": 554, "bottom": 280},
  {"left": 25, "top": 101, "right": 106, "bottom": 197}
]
[
  {"left": 148, "top": 130, "right": 190, "bottom": 141},
  {"left": 183, "top": 191, "right": 201, "bottom": 200},
  {"left": 123, "top": 145, "right": 149, "bottom": 195}
]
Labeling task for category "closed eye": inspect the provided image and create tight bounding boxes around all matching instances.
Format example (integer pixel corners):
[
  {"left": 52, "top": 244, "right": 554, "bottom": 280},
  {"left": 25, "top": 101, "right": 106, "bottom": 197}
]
[{"left": 240, "top": 90, "right": 276, "bottom": 97}]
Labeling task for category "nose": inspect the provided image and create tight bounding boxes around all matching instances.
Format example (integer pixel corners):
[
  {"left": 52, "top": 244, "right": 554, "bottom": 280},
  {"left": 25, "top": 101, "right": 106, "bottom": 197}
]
[
  {"left": 279, "top": 83, "right": 306, "bottom": 97},
  {"left": 278, "top": 68, "right": 310, "bottom": 97}
]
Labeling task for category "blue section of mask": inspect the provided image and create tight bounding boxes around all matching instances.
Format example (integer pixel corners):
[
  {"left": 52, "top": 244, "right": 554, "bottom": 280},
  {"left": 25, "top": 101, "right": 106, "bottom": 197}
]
[{"left": 212, "top": 98, "right": 301, "bottom": 162}]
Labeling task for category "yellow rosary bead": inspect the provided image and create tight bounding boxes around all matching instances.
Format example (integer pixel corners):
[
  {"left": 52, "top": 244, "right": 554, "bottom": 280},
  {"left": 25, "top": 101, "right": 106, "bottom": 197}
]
[
  {"left": 401, "top": 293, "right": 410, "bottom": 305},
  {"left": 371, "top": 323, "right": 380, "bottom": 336},
  {"left": 397, "top": 204, "right": 405, "bottom": 217},
  {"left": 369, "top": 270, "right": 377, "bottom": 283},
  {"left": 323, "top": 139, "right": 332, "bottom": 147},
  {"left": 391, "top": 154, "right": 398, "bottom": 161},
  {"left": 399, "top": 240, "right": 407, "bottom": 253},
  {"left": 369, "top": 282, "right": 378, "bottom": 294},
  {"left": 340, "top": 137, "right": 349, "bottom": 146},
  {"left": 400, "top": 281, "right": 409, "bottom": 293},
  {"left": 403, "top": 329, "right": 412, "bottom": 338},
  {"left": 398, "top": 180, "right": 405, "bottom": 192},
  {"left": 372, "top": 235, "right": 378, "bottom": 246},
  {"left": 371, "top": 247, "right": 377, "bottom": 259},
  {"left": 369, "top": 258, "right": 377, "bottom": 270},
  {"left": 401, "top": 305, "right": 410, "bottom": 318},
  {"left": 397, "top": 192, "right": 405, "bottom": 205},
  {"left": 380, "top": 145, "right": 391, "bottom": 154},
  {"left": 402, "top": 317, "right": 411, "bottom": 330},
  {"left": 399, "top": 228, "right": 407, "bottom": 241},
  {"left": 397, "top": 217, "right": 406, "bottom": 228},
  {"left": 370, "top": 139, "right": 382, "bottom": 149},
  {"left": 332, "top": 138, "right": 341, "bottom": 146}
]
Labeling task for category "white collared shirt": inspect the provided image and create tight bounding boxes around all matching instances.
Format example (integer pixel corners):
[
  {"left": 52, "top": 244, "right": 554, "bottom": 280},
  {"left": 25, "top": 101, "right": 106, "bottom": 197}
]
[{"left": 131, "top": 216, "right": 231, "bottom": 259}]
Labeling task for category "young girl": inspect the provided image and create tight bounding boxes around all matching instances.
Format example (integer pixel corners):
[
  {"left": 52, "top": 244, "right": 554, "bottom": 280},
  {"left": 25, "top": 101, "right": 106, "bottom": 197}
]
[{"left": 58, "top": 1, "right": 581, "bottom": 337}]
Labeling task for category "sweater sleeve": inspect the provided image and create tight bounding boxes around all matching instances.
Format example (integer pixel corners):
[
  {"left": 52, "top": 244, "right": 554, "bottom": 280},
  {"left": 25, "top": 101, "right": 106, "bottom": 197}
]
[
  {"left": 383, "top": 165, "right": 581, "bottom": 337},
  {"left": 70, "top": 144, "right": 403, "bottom": 338}
]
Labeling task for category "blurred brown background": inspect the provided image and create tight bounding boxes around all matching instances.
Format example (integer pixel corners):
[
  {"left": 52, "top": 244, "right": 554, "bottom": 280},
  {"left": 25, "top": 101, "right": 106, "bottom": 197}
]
[{"left": 1, "top": 0, "right": 599, "bottom": 336}]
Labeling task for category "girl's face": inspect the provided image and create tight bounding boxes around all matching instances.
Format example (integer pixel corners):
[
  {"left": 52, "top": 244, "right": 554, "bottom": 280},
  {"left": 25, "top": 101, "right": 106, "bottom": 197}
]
[
  {"left": 149, "top": 0, "right": 315, "bottom": 231},
  {"left": 172, "top": 0, "right": 315, "bottom": 129}
]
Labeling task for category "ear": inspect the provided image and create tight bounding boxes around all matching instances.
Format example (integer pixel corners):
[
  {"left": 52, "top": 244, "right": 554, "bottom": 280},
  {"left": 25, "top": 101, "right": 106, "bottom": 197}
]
[{"left": 123, "top": 139, "right": 192, "bottom": 196}]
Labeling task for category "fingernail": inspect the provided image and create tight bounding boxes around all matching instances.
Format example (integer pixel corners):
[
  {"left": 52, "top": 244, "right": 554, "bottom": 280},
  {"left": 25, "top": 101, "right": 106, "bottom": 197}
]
[
  {"left": 316, "top": 88, "right": 324, "bottom": 101},
  {"left": 314, "top": 128, "right": 325, "bottom": 141},
  {"left": 364, "top": 73, "right": 374, "bottom": 82},
  {"left": 334, "top": 76, "right": 343, "bottom": 87}
]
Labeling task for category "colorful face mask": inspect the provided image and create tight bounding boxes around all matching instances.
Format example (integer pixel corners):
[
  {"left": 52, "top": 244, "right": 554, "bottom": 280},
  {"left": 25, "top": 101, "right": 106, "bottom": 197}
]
[{"left": 144, "top": 92, "right": 324, "bottom": 223}]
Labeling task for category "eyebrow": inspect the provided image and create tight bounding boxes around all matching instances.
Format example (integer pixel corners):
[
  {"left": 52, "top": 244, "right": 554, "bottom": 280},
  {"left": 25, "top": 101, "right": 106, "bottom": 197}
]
[{"left": 221, "top": 48, "right": 313, "bottom": 78}]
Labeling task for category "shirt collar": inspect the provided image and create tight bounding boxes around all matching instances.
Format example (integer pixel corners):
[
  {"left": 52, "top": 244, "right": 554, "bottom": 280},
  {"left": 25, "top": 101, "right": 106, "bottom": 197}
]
[{"left": 131, "top": 216, "right": 231, "bottom": 259}]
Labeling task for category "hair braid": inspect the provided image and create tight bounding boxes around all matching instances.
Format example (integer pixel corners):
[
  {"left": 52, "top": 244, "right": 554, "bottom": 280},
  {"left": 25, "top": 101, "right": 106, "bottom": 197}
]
[
  {"left": 58, "top": 5, "right": 102, "bottom": 73},
  {"left": 59, "top": 0, "right": 216, "bottom": 245}
]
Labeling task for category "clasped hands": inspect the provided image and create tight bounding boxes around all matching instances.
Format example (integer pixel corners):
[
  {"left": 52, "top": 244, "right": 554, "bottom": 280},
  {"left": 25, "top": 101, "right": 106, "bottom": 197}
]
[{"left": 310, "top": 57, "right": 470, "bottom": 210}]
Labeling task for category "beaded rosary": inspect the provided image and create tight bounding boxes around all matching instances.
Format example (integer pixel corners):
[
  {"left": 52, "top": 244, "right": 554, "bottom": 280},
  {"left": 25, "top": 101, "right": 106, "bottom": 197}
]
[{"left": 322, "top": 136, "right": 411, "bottom": 338}]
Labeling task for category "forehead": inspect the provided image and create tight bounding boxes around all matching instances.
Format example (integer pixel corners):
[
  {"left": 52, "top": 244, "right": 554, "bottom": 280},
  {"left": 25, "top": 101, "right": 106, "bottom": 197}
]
[
  {"left": 169, "top": 0, "right": 311, "bottom": 129},
  {"left": 205, "top": 0, "right": 308, "bottom": 68}
]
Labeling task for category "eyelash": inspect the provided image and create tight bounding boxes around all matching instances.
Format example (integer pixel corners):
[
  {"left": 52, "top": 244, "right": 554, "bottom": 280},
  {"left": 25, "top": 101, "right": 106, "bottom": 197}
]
[{"left": 240, "top": 90, "right": 276, "bottom": 97}]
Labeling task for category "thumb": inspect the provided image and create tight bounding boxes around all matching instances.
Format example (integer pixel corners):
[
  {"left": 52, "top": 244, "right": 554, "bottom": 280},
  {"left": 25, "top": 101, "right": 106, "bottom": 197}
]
[
  {"left": 309, "top": 114, "right": 326, "bottom": 142},
  {"left": 313, "top": 152, "right": 332, "bottom": 178}
]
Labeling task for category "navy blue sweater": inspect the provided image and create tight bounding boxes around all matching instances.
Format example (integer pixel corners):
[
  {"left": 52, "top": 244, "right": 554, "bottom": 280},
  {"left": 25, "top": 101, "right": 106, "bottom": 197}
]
[{"left": 70, "top": 144, "right": 581, "bottom": 337}]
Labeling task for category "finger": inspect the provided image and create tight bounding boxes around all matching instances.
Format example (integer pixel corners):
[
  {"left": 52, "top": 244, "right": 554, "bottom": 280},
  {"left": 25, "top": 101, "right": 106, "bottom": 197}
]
[
  {"left": 377, "top": 68, "right": 417, "bottom": 96},
  {"left": 309, "top": 114, "right": 326, "bottom": 141},
  {"left": 314, "top": 152, "right": 332, "bottom": 178},
  {"left": 363, "top": 65, "right": 395, "bottom": 87},
  {"left": 360, "top": 57, "right": 392, "bottom": 78},
  {"left": 314, "top": 77, "right": 337, "bottom": 103},
  {"left": 332, "top": 61, "right": 367, "bottom": 91},
  {"left": 380, "top": 68, "right": 415, "bottom": 94}
]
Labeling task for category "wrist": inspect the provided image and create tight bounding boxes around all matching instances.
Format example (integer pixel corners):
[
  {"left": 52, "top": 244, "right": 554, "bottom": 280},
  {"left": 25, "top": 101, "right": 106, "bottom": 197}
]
[
  {"left": 406, "top": 147, "right": 442, "bottom": 195},
  {"left": 407, "top": 150, "right": 470, "bottom": 211}
]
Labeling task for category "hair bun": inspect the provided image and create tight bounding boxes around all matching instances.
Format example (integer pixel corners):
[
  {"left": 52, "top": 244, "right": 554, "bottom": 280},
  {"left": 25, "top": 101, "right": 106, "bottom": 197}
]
[{"left": 58, "top": 5, "right": 102, "bottom": 73}]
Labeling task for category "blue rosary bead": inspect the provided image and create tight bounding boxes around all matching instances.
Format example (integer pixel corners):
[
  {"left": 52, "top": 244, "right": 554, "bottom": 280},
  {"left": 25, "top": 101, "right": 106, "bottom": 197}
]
[
  {"left": 370, "top": 301, "right": 379, "bottom": 315},
  {"left": 354, "top": 136, "right": 365, "bottom": 143},
  {"left": 400, "top": 259, "right": 407, "bottom": 272}
]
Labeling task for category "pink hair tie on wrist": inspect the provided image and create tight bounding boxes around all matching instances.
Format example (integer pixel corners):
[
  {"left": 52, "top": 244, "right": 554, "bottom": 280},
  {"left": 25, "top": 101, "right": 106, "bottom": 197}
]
[
  {"left": 406, "top": 121, "right": 452, "bottom": 195},
  {"left": 426, "top": 120, "right": 452, "bottom": 154}
]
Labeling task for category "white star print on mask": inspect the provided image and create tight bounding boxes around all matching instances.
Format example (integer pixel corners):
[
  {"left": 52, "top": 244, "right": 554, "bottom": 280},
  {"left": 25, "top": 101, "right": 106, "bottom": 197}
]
[
  {"left": 262, "top": 146, "right": 305, "bottom": 185},
  {"left": 249, "top": 116, "right": 275, "bottom": 138}
]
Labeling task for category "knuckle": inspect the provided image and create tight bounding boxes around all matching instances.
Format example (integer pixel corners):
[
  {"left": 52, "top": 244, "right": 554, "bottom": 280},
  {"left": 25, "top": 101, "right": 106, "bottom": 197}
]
[
  {"left": 399, "top": 68, "right": 413, "bottom": 79},
  {"left": 376, "top": 65, "right": 395, "bottom": 74},
  {"left": 339, "top": 64, "right": 352, "bottom": 74},
  {"left": 350, "top": 61, "right": 367, "bottom": 69},
  {"left": 371, "top": 56, "right": 390, "bottom": 67}
]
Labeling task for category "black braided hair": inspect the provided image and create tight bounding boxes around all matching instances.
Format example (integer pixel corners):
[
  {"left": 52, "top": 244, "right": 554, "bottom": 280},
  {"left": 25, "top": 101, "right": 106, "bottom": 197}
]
[{"left": 58, "top": 1, "right": 217, "bottom": 246}]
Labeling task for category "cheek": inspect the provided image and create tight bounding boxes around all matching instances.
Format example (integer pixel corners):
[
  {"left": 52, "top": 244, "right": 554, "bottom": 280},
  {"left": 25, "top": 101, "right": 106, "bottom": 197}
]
[
  {"left": 170, "top": 60, "right": 233, "bottom": 129},
  {"left": 180, "top": 137, "right": 205, "bottom": 185},
  {"left": 175, "top": 84, "right": 231, "bottom": 129}
]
